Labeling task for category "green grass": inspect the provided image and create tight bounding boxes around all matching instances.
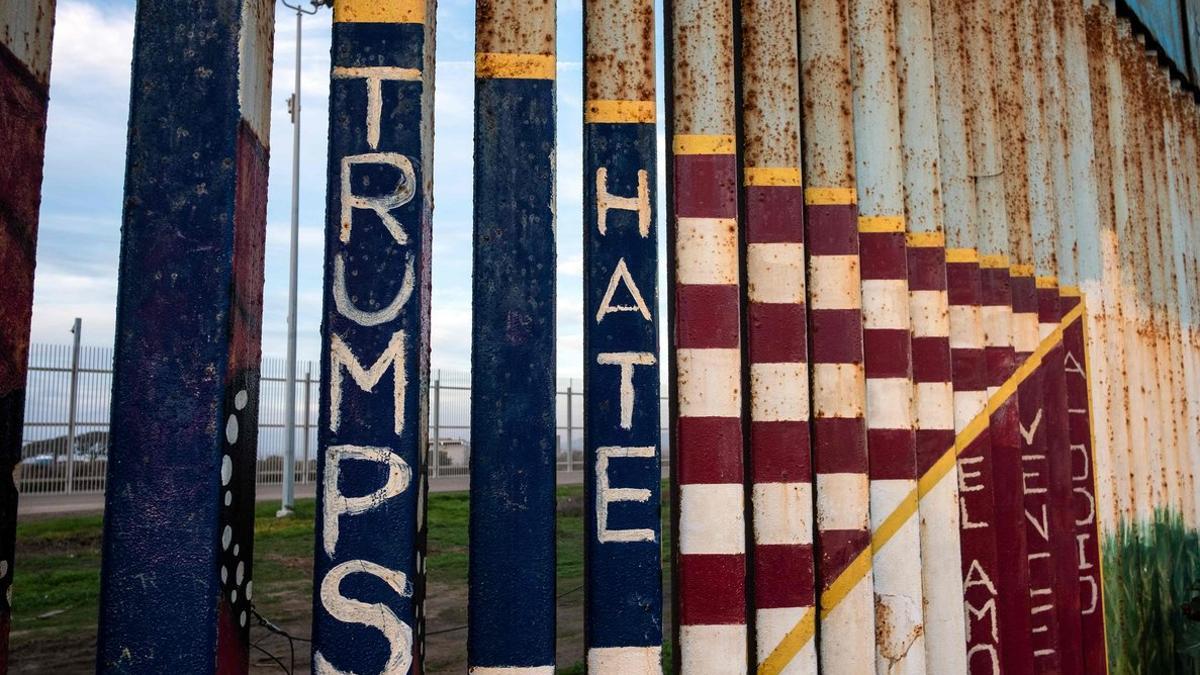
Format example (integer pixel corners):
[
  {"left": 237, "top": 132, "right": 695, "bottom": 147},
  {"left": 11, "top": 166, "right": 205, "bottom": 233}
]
[
  {"left": 13, "top": 482, "right": 673, "bottom": 671},
  {"left": 1104, "top": 509, "right": 1200, "bottom": 674}
]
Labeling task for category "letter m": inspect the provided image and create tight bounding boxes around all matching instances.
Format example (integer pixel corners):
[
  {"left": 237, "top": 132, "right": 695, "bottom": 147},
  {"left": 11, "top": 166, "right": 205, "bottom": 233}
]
[{"left": 329, "top": 330, "right": 407, "bottom": 435}]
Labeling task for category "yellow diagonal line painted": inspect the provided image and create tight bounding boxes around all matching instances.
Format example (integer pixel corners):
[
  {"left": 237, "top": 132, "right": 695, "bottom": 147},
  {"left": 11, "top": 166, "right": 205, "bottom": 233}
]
[{"left": 758, "top": 300, "right": 1087, "bottom": 675}]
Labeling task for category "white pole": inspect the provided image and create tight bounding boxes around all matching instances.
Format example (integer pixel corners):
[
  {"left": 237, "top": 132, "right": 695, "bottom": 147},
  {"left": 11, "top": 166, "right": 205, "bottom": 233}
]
[{"left": 279, "top": 2, "right": 304, "bottom": 518}]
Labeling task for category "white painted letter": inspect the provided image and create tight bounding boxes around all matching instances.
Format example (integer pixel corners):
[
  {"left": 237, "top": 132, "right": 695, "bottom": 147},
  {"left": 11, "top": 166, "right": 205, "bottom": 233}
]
[
  {"left": 323, "top": 444, "right": 412, "bottom": 556},
  {"left": 596, "top": 258, "right": 653, "bottom": 323},
  {"left": 332, "top": 67, "right": 422, "bottom": 150},
  {"left": 596, "top": 446, "right": 656, "bottom": 543},
  {"left": 313, "top": 559, "right": 413, "bottom": 674},
  {"left": 596, "top": 167, "right": 650, "bottom": 238},
  {"left": 341, "top": 152, "right": 416, "bottom": 245},
  {"left": 329, "top": 330, "right": 406, "bottom": 435},
  {"left": 596, "top": 351, "right": 656, "bottom": 429}
]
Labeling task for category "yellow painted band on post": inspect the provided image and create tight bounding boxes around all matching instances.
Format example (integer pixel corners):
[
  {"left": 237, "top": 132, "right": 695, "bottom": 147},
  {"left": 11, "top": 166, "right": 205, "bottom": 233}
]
[
  {"left": 758, "top": 301, "right": 1088, "bottom": 675},
  {"left": 1010, "top": 264, "right": 1035, "bottom": 277},
  {"left": 980, "top": 254, "right": 1010, "bottom": 269},
  {"left": 1060, "top": 285, "right": 1082, "bottom": 297},
  {"left": 334, "top": 0, "right": 425, "bottom": 23},
  {"left": 672, "top": 134, "right": 735, "bottom": 155},
  {"left": 858, "top": 215, "right": 906, "bottom": 233},
  {"left": 1036, "top": 275, "right": 1059, "bottom": 289},
  {"left": 475, "top": 52, "right": 556, "bottom": 80},
  {"left": 744, "top": 167, "right": 802, "bottom": 186},
  {"left": 906, "top": 231, "right": 945, "bottom": 247},
  {"left": 584, "top": 99, "right": 655, "bottom": 123},
  {"left": 945, "top": 248, "right": 978, "bottom": 263},
  {"left": 804, "top": 187, "right": 857, "bottom": 205}
]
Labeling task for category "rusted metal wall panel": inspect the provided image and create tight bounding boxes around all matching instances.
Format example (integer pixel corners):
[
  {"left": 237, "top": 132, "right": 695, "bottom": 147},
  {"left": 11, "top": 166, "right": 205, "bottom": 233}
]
[
  {"left": 96, "top": 0, "right": 274, "bottom": 670},
  {"left": 0, "top": 0, "right": 55, "bottom": 666},
  {"left": 666, "top": 0, "right": 747, "bottom": 669},
  {"left": 310, "top": 0, "right": 435, "bottom": 672},
  {"left": 468, "top": 0, "right": 558, "bottom": 670},
  {"left": 582, "top": 0, "right": 663, "bottom": 669}
]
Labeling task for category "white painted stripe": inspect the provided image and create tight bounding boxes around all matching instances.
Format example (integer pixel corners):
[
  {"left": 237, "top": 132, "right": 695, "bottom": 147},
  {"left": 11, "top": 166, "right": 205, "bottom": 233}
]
[
  {"left": 917, "top": 476, "right": 969, "bottom": 675},
  {"left": 1012, "top": 312, "right": 1040, "bottom": 353},
  {"left": 948, "top": 305, "right": 984, "bottom": 349},
  {"left": 756, "top": 607, "right": 817, "bottom": 672},
  {"left": 953, "top": 390, "right": 988, "bottom": 432},
  {"left": 587, "top": 646, "right": 662, "bottom": 674},
  {"left": 915, "top": 382, "right": 955, "bottom": 431},
  {"left": 821, "top": 576, "right": 875, "bottom": 675},
  {"left": 863, "top": 279, "right": 910, "bottom": 329},
  {"left": 677, "top": 348, "right": 741, "bottom": 418},
  {"left": 816, "top": 472, "right": 870, "bottom": 531},
  {"left": 810, "top": 255, "right": 863, "bottom": 310},
  {"left": 1038, "top": 320, "right": 1056, "bottom": 340},
  {"left": 238, "top": 0, "right": 275, "bottom": 143},
  {"left": 866, "top": 377, "right": 913, "bottom": 430},
  {"left": 680, "top": 624, "right": 747, "bottom": 674},
  {"left": 752, "top": 482, "right": 813, "bottom": 546},
  {"left": 470, "top": 667, "right": 555, "bottom": 674},
  {"left": 870, "top": 514, "right": 928, "bottom": 674},
  {"left": 981, "top": 305, "right": 1012, "bottom": 348},
  {"left": 870, "top": 479, "right": 916, "bottom": 530},
  {"left": 676, "top": 218, "right": 738, "bottom": 285},
  {"left": 748, "top": 243, "right": 806, "bottom": 303},
  {"left": 751, "top": 362, "right": 810, "bottom": 422},
  {"left": 1, "top": 0, "right": 55, "bottom": 83},
  {"left": 910, "top": 290, "right": 950, "bottom": 337},
  {"left": 679, "top": 484, "right": 746, "bottom": 555},
  {"left": 812, "top": 363, "right": 866, "bottom": 418}
]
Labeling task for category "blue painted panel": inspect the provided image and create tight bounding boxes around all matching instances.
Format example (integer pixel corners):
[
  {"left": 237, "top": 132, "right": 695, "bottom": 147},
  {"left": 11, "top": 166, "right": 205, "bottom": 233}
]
[
  {"left": 469, "top": 75, "right": 558, "bottom": 669},
  {"left": 97, "top": 0, "right": 265, "bottom": 671},
  {"left": 1123, "top": 0, "right": 1188, "bottom": 74},
  {"left": 1185, "top": 0, "right": 1200, "bottom": 85},
  {"left": 583, "top": 120, "right": 663, "bottom": 651},
  {"left": 312, "top": 20, "right": 431, "bottom": 675}
]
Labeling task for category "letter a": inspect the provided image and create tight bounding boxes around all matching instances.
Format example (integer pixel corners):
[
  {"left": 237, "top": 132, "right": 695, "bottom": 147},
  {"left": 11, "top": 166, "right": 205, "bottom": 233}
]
[{"left": 596, "top": 258, "right": 652, "bottom": 323}]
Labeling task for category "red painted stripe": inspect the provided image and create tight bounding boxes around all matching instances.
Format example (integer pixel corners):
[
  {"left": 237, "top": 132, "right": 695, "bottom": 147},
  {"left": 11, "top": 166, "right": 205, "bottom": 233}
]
[
  {"left": 858, "top": 231, "right": 907, "bottom": 279},
  {"left": 912, "top": 336, "right": 953, "bottom": 383},
  {"left": 868, "top": 428, "right": 918, "bottom": 480},
  {"left": 979, "top": 267, "right": 1011, "bottom": 306},
  {"left": 751, "top": 421, "right": 812, "bottom": 483},
  {"left": 677, "top": 553, "right": 747, "bottom": 625},
  {"left": 946, "top": 262, "right": 982, "bottom": 305},
  {"left": 1010, "top": 276, "right": 1038, "bottom": 314},
  {"left": 805, "top": 204, "right": 859, "bottom": 255},
  {"left": 674, "top": 154, "right": 737, "bottom": 218},
  {"left": 747, "top": 302, "right": 807, "bottom": 362},
  {"left": 915, "top": 428, "right": 955, "bottom": 476},
  {"left": 745, "top": 185, "right": 804, "bottom": 243},
  {"left": 951, "top": 348, "right": 989, "bottom": 392},
  {"left": 1037, "top": 287, "right": 1060, "bottom": 325},
  {"left": 677, "top": 416, "right": 743, "bottom": 484},
  {"left": 754, "top": 543, "right": 816, "bottom": 608},
  {"left": 907, "top": 245, "right": 948, "bottom": 291},
  {"left": 864, "top": 328, "right": 912, "bottom": 378},
  {"left": 676, "top": 284, "right": 740, "bottom": 349},
  {"left": 818, "top": 528, "right": 870, "bottom": 589},
  {"left": 985, "top": 347, "right": 1017, "bottom": 388},
  {"left": 809, "top": 309, "right": 864, "bottom": 363},
  {"left": 812, "top": 417, "right": 868, "bottom": 474},
  {"left": 228, "top": 122, "right": 269, "bottom": 376}
]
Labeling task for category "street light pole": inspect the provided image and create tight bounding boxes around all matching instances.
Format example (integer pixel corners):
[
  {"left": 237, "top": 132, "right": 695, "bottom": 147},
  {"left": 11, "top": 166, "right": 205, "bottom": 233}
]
[{"left": 278, "top": 0, "right": 327, "bottom": 517}]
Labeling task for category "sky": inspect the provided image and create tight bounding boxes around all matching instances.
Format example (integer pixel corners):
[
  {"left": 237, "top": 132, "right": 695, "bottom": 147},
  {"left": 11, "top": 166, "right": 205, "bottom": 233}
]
[{"left": 30, "top": 0, "right": 667, "bottom": 379}]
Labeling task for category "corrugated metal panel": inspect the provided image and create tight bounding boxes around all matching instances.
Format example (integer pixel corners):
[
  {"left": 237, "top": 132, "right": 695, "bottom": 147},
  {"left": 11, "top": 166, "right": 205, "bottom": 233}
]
[
  {"left": 1122, "top": 0, "right": 1187, "bottom": 74},
  {"left": 1185, "top": 0, "right": 1200, "bottom": 84}
]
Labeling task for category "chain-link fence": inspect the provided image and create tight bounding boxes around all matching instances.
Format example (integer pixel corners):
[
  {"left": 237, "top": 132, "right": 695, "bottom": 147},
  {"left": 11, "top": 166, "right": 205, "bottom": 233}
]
[{"left": 17, "top": 342, "right": 670, "bottom": 494}]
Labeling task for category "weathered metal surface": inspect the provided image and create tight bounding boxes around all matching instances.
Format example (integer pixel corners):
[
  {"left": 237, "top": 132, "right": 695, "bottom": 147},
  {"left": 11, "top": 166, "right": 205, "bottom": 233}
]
[
  {"left": 311, "top": 0, "right": 434, "bottom": 672},
  {"left": 894, "top": 1, "right": 970, "bottom": 669},
  {"left": 582, "top": 0, "right": 662, "bottom": 670},
  {"left": 0, "top": 0, "right": 55, "bottom": 666},
  {"left": 847, "top": 0, "right": 927, "bottom": 670},
  {"left": 97, "top": 0, "right": 274, "bottom": 670},
  {"left": 737, "top": 0, "right": 814, "bottom": 671},
  {"left": 1120, "top": 0, "right": 1187, "bottom": 78},
  {"left": 666, "top": 0, "right": 747, "bottom": 670},
  {"left": 469, "top": 0, "right": 557, "bottom": 670}
]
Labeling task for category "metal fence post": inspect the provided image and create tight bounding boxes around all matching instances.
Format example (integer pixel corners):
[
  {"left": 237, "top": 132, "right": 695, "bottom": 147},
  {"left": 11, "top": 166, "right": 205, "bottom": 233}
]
[
  {"left": 65, "top": 318, "right": 81, "bottom": 495},
  {"left": 566, "top": 383, "right": 574, "bottom": 472},
  {"left": 302, "top": 363, "right": 312, "bottom": 484},
  {"left": 432, "top": 371, "right": 441, "bottom": 478}
]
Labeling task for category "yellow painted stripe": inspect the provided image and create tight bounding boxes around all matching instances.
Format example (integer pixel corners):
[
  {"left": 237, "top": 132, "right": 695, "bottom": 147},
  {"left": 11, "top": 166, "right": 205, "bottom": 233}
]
[
  {"left": 584, "top": 99, "right": 655, "bottom": 123},
  {"left": 1036, "top": 275, "right": 1059, "bottom": 289},
  {"left": 758, "top": 300, "right": 1088, "bottom": 675},
  {"left": 804, "top": 187, "right": 857, "bottom": 205},
  {"left": 475, "top": 52, "right": 555, "bottom": 80},
  {"left": 980, "top": 254, "right": 1010, "bottom": 269},
  {"left": 744, "top": 167, "right": 802, "bottom": 186},
  {"left": 858, "top": 215, "right": 905, "bottom": 233},
  {"left": 906, "top": 231, "right": 945, "bottom": 247},
  {"left": 1010, "top": 264, "right": 1035, "bottom": 277},
  {"left": 672, "top": 134, "right": 735, "bottom": 155},
  {"left": 945, "top": 248, "right": 978, "bottom": 263},
  {"left": 334, "top": 0, "right": 425, "bottom": 23},
  {"left": 1060, "top": 285, "right": 1081, "bottom": 297}
]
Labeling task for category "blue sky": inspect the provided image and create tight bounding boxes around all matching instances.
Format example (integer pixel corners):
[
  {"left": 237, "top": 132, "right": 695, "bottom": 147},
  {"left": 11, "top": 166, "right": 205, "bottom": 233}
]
[{"left": 32, "top": 0, "right": 667, "bottom": 378}]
